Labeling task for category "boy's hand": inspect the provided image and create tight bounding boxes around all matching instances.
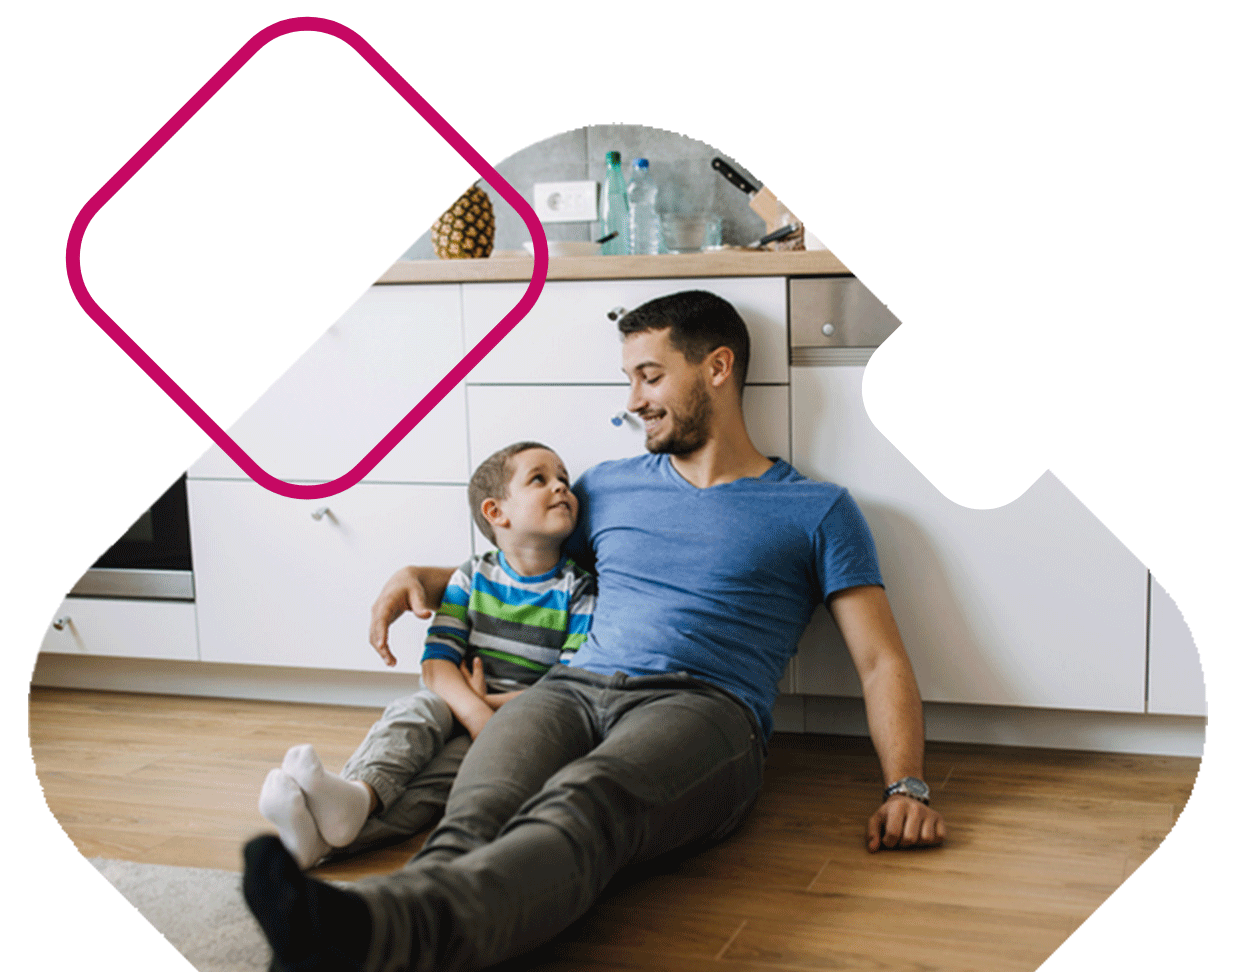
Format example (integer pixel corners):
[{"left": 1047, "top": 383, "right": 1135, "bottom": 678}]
[
  {"left": 465, "top": 657, "right": 526, "bottom": 709},
  {"left": 465, "top": 657, "right": 487, "bottom": 698}
]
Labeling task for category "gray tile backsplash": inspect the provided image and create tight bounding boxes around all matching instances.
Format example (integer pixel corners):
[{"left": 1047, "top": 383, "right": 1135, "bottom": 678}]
[{"left": 401, "top": 124, "right": 772, "bottom": 259}]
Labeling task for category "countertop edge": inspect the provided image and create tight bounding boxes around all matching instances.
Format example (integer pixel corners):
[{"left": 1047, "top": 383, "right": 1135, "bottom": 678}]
[{"left": 375, "top": 251, "right": 851, "bottom": 284}]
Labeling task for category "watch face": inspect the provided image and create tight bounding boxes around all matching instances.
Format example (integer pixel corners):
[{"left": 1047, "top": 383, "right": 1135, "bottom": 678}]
[
  {"left": 903, "top": 777, "right": 929, "bottom": 799},
  {"left": 887, "top": 777, "right": 929, "bottom": 802}
]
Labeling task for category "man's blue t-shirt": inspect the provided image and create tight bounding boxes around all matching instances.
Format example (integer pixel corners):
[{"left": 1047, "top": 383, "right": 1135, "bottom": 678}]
[{"left": 564, "top": 454, "right": 883, "bottom": 742}]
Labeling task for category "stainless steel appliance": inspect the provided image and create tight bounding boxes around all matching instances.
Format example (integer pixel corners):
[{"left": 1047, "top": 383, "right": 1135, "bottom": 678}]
[{"left": 69, "top": 474, "right": 194, "bottom": 600}]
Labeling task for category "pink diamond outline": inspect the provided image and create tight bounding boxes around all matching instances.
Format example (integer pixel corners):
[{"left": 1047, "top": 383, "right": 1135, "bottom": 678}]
[{"left": 65, "top": 17, "right": 549, "bottom": 501}]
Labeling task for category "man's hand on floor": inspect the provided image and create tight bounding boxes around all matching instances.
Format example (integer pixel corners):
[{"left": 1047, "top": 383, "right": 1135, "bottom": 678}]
[{"left": 866, "top": 795, "right": 946, "bottom": 852}]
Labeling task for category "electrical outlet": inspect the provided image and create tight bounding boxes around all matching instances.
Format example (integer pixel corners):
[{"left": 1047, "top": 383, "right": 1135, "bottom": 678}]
[{"left": 533, "top": 181, "right": 598, "bottom": 223}]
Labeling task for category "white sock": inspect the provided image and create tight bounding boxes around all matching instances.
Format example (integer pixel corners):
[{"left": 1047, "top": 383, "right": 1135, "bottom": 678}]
[
  {"left": 281, "top": 744, "right": 371, "bottom": 848},
  {"left": 257, "top": 768, "right": 331, "bottom": 870}
]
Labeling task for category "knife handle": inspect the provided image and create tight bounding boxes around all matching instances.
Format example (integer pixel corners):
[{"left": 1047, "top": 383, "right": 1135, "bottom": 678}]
[
  {"left": 750, "top": 223, "right": 801, "bottom": 248},
  {"left": 711, "top": 157, "right": 757, "bottom": 195}
]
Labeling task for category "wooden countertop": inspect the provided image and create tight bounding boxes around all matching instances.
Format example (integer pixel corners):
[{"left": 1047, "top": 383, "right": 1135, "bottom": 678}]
[{"left": 375, "top": 249, "right": 850, "bottom": 284}]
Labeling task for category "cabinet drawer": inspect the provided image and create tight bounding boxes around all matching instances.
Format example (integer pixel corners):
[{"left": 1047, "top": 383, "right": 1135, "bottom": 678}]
[
  {"left": 467, "top": 385, "right": 644, "bottom": 479},
  {"left": 40, "top": 597, "right": 199, "bottom": 661},
  {"left": 466, "top": 384, "right": 790, "bottom": 482},
  {"left": 189, "top": 284, "right": 469, "bottom": 484},
  {"left": 463, "top": 278, "right": 788, "bottom": 385},
  {"left": 789, "top": 276, "right": 901, "bottom": 350},
  {"left": 190, "top": 480, "right": 472, "bottom": 672}
]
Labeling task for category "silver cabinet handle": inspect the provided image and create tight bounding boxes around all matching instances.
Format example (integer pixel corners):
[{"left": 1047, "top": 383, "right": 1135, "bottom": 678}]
[
  {"left": 607, "top": 306, "right": 626, "bottom": 322},
  {"left": 52, "top": 615, "right": 71, "bottom": 631},
  {"left": 311, "top": 507, "right": 331, "bottom": 521},
  {"left": 821, "top": 322, "right": 836, "bottom": 337}
]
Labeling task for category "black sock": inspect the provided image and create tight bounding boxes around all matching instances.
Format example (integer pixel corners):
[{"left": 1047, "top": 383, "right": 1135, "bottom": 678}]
[{"left": 243, "top": 834, "right": 372, "bottom": 971}]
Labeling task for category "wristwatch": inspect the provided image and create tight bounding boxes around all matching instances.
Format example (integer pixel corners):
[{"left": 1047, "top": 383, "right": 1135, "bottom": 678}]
[{"left": 883, "top": 776, "right": 930, "bottom": 805}]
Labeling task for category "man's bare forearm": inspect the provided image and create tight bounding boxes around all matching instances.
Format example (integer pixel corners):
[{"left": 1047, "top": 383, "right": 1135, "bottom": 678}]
[
  {"left": 859, "top": 653, "right": 927, "bottom": 786},
  {"left": 383, "top": 565, "right": 454, "bottom": 615},
  {"left": 414, "top": 566, "right": 454, "bottom": 613},
  {"left": 829, "top": 585, "right": 927, "bottom": 785}
]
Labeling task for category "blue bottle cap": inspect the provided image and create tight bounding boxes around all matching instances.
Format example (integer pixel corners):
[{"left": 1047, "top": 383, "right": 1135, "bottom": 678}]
[{"left": 633, "top": 158, "right": 649, "bottom": 169}]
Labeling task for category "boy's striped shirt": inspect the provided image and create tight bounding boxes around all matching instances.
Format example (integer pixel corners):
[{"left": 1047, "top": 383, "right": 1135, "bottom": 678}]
[{"left": 421, "top": 551, "right": 595, "bottom": 689}]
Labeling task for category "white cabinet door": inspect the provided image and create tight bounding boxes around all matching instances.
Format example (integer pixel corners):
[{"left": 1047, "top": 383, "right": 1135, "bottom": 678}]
[
  {"left": 462, "top": 278, "right": 788, "bottom": 385},
  {"left": 189, "top": 285, "right": 468, "bottom": 484},
  {"left": 1147, "top": 576, "right": 1207, "bottom": 716},
  {"left": 189, "top": 480, "right": 471, "bottom": 673},
  {"left": 41, "top": 597, "right": 199, "bottom": 661},
  {"left": 790, "top": 366, "right": 1148, "bottom": 713},
  {"left": 466, "top": 384, "right": 790, "bottom": 482},
  {"left": 467, "top": 385, "right": 646, "bottom": 480}
]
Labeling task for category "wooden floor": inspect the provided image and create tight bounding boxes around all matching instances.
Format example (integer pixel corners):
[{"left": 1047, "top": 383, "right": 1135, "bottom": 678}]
[{"left": 29, "top": 687, "right": 1199, "bottom": 972}]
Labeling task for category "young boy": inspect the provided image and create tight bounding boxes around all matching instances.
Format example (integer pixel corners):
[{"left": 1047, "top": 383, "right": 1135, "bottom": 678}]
[{"left": 257, "top": 441, "right": 595, "bottom": 868}]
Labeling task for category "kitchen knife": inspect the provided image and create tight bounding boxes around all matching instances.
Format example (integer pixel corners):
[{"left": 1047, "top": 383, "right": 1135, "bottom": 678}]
[
  {"left": 711, "top": 156, "right": 799, "bottom": 239},
  {"left": 712, "top": 158, "right": 758, "bottom": 196}
]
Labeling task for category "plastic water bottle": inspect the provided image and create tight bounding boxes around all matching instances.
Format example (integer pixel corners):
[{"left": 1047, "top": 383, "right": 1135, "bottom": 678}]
[
  {"left": 627, "top": 158, "right": 661, "bottom": 255},
  {"left": 599, "top": 151, "right": 629, "bottom": 256}
]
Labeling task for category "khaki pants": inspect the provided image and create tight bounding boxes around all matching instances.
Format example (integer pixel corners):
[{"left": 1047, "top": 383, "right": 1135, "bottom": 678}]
[{"left": 335, "top": 689, "right": 470, "bottom": 857}]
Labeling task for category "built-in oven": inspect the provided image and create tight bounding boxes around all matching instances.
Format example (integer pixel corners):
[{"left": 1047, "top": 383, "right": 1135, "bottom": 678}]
[{"left": 69, "top": 474, "right": 194, "bottom": 601}]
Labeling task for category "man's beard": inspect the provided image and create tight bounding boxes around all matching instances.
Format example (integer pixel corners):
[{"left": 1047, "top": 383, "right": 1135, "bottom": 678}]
[{"left": 644, "top": 375, "right": 712, "bottom": 456}]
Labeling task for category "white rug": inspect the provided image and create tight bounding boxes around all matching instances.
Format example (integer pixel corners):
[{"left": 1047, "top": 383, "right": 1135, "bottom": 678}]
[{"left": 90, "top": 858, "right": 271, "bottom": 972}]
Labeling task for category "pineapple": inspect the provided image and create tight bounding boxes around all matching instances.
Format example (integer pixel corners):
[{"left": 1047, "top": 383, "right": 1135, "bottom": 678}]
[{"left": 431, "top": 183, "right": 495, "bottom": 259}]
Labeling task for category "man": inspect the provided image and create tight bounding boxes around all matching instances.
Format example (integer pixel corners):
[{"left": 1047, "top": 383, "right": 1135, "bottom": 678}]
[{"left": 243, "top": 290, "right": 946, "bottom": 972}]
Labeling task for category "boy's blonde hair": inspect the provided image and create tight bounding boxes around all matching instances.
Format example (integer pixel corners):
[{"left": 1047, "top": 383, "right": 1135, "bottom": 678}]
[{"left": 468, "top": 441, "right": 554, "bottom": 545}]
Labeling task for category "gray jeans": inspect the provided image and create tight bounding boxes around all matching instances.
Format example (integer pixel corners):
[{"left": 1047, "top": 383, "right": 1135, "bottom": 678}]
[
  {"left": 337, "top": 690, "right": 471, "bottom": 856},
  {"left": 351, "top": 665, "right": 766, "bottom": 972}
]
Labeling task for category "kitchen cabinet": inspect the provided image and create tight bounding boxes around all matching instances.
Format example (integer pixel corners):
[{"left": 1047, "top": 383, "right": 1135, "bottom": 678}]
[
  {"left": 189, "top": 480, "right": 471, "bottom": 673},
  {"left": 40, "top": 597, "right": 199, "bottom": 662},
  {"left": 189, "top": 283, "right": 468, "bottom": 484},
  {"left": 462, "top": 278, "right": 789, "bottom": 384},
  {"left": 1147, "top": 576, "right": 1207, "bottom": 716},
  {"left": 184, "top": 283, "right": 475, "bottom": 676},
  {"left": 790, "top": 365, "right": 1149, "bottom": 712},
  {"left": 461, "top": 274, "right": 791, "bottom": 484}
]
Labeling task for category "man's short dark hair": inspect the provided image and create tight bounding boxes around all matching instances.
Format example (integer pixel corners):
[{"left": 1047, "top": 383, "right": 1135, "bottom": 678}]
[
  {"left": 617, "top": 290, "right": 751, "bottom": 391},
  {"left": 468, "top": 441, "right": 552, "bottom": 545}
]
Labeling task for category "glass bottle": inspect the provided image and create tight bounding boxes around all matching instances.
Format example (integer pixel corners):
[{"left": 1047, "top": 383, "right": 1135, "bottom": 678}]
[{"left": 599, "top": 151, "right": 630, "bottom": 256}]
